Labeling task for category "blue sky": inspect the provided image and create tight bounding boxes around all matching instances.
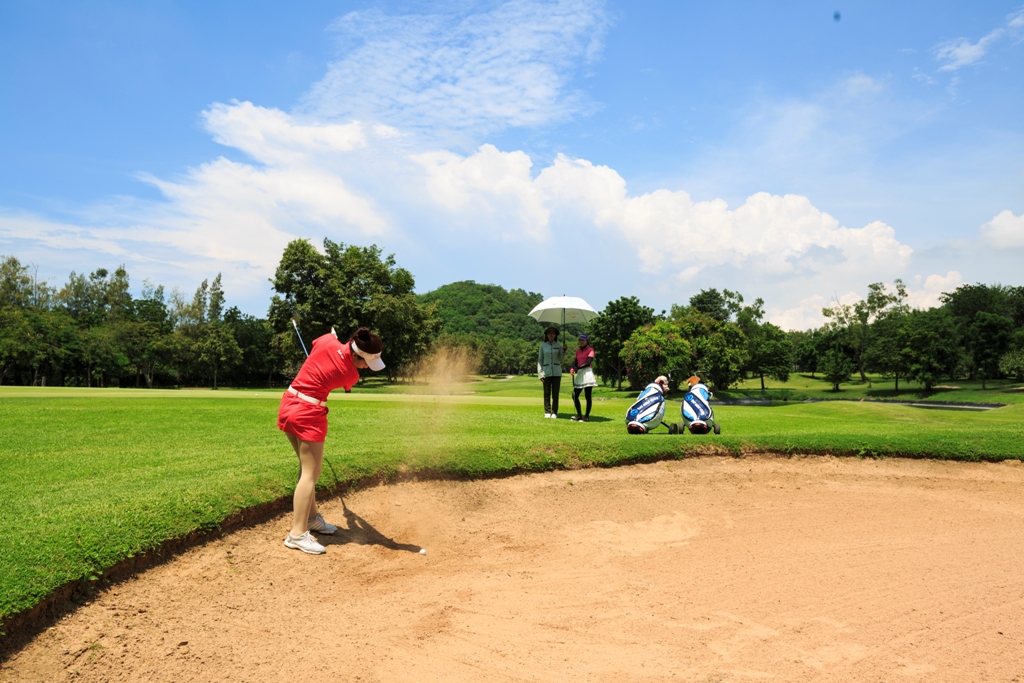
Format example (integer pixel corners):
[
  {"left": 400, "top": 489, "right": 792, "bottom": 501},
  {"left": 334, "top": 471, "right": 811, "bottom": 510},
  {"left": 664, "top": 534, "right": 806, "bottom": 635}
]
[{"left": 2, "top": 0, "right": 1023, "bottom": 328}]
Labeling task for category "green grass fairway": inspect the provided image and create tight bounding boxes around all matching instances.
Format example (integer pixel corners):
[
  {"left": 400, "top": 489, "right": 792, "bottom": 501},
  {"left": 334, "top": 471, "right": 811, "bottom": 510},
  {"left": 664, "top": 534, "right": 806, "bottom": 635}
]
[
  {"left": 349, "top": 371, "right": 1024, "bottom": 405},
  {"left": 2, "top": 386, "right": 1023, "bottom": 629}
]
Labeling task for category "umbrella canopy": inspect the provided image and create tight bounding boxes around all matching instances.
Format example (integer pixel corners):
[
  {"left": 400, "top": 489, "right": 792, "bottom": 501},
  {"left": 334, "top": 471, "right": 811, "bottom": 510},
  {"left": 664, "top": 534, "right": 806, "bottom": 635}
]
[{"left": 528, "top": 296, "right": 599, "bottom": 326}]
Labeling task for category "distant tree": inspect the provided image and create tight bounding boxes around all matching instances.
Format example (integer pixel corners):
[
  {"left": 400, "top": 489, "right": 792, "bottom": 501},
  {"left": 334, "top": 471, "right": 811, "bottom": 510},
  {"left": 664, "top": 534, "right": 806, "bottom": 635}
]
[
  {"left": 903, "top": 309, "right": 958, "bottom": 391},
  {"left": 223, "top": 307, "right": 284, "bottom": 386},
  {"left": 940, "top": 283, "right": 1012, "bottom": 322},
  {"left": 687, "top": 288, "right": 742, "bottom": 323},
  {"left": 819, "top": 349, "right": 855, "bottom": 391},
  {"left": 207, "top": 273, "right": 225, "bottom": 322},
  {"left": 747, "top": 323, "right": 792, "bottom": 390},
  {"left": 940, "top": 283, "right": 1014, "bottom": 379},
  {"left": 998, "top": 349, "right": 1024, "bottom": 382},
  {"left": 0, "top": 308, "right": 30, "bottom": 384},
  {"left": 730, "top": 296, "right": 792, "bottom": 390},
  {"left": 0, "top": 256, "right": 36, "bottom": 309},
  {"left": 589, "top": 296, "right": 656, "bottom": 390},
  {"left": 863, "top": 310, "right": 910, "bottom": 391},
  {"left": 794, "top": 337, "right": 820, "bottom": 376},
  {"left": 823, "top": 280, "right": 905, "bottom": 381},
  {"left": 478, "top": 338, "right": 534, "bottom": 375},
  {"left": 197, "top": 323, "right": 243, "bottom": 389},
  {"left": 970, "top": 312, "right": 1013, "bottom": 389}
]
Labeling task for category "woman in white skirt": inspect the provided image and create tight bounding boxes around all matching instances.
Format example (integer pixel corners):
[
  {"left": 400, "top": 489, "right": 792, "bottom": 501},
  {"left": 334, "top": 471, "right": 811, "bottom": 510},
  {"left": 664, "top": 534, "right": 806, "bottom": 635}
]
[{"left": 569, "top": 334, "right": 598, "bottom": 422}]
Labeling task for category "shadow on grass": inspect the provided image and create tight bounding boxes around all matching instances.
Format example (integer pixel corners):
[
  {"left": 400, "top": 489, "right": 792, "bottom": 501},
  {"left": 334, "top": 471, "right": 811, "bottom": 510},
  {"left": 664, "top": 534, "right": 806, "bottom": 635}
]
[{"left": 318, "top": 500, "right": 423, "bottom": 554}]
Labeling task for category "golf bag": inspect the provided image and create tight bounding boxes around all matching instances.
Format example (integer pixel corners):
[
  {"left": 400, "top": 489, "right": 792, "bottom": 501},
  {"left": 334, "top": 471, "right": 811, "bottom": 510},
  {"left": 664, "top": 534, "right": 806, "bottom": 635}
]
[
  {"left": 681, "top": 381, "right": 718, "bottom": 434},
  {"left": 626, "top": 382, "right": 667, "bottom": 434}
]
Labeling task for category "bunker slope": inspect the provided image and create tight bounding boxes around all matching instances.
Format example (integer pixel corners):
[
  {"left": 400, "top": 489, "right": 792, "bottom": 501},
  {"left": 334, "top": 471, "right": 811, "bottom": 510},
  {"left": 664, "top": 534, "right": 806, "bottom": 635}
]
[{"left": 4, "top": 455, "right": 1024, "bottom": 682}]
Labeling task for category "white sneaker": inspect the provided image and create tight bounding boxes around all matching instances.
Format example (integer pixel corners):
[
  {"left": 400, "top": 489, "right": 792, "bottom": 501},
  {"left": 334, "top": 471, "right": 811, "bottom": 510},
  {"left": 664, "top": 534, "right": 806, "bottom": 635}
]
[
  {"left": 549, "top": 413, "right": 558, "bottom": 419},
  {"left": 544, "top": 413, "right": 552, "bottom": 418},
  {"left": 307, "top": 513, "right": 337, "bottom": 534},
  {"left": 284, "top": 531, "right": 326, "bottom": 555}
]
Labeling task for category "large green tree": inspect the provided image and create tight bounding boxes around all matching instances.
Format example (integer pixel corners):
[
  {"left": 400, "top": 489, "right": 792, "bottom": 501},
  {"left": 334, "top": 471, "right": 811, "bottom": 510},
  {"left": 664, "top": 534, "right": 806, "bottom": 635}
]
[
  {"left": 673, "top": 312, "right": 747, "bottom": 390},
  {"left": 620, "top": 320, "right": 693, "bottom": 389},
  {"left": 269, "top": 238, "right": 439, "bottom": 381},
  {"left": 589, "top": 296, "right": 656, "bottom": 389}
]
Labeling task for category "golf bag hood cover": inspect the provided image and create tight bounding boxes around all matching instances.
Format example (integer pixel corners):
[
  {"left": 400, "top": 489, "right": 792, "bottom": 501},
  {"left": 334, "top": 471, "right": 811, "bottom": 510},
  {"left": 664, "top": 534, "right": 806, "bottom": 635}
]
[
  {"left": 625, "top": 382, "right": 667, "bottom": 434},
  {"left": 682, "top": 382, "right": 714, "bottom": 431}
]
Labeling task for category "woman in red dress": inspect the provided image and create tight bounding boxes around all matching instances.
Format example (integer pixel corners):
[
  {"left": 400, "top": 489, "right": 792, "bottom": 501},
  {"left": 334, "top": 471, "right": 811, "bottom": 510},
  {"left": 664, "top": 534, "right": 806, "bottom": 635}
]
[{"left": 277, "top": 327, "right": 385, "bottom": 554}]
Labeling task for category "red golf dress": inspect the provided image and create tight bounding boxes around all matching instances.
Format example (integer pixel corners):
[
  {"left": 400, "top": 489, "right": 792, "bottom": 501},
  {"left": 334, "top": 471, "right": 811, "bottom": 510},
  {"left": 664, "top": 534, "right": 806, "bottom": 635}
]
[{"left": 277, "top": 333, "right": 361, "bottom": 442}]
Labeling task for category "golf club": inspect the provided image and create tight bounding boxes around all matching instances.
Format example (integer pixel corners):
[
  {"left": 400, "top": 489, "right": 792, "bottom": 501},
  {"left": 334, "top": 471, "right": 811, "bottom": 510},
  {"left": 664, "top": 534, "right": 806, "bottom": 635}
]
[{"left": 291, "top": 318, "right": 309, "bottom": 358}]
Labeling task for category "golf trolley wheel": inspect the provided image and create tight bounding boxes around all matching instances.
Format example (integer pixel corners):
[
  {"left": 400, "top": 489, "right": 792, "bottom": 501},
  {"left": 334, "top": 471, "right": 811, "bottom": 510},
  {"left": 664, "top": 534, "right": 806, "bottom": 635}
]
[
  {"left": 668, "top": 423, "right": 678, "bottom": 435},
  {"left": 713, "top": 423, "right": 721, "bottom": 435}
]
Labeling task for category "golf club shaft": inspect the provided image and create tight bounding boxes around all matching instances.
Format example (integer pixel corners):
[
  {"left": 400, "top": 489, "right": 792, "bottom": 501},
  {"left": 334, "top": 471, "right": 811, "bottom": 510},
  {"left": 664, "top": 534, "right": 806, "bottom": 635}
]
[{"left": 291, "top": 319, "right": 309, "bottom": 358}]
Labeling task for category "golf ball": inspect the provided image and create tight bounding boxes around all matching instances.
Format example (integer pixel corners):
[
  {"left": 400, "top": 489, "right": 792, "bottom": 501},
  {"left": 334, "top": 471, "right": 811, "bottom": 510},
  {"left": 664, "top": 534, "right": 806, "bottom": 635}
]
[{"left": 419, "top": 548, "right": 427, "bottom": 555}]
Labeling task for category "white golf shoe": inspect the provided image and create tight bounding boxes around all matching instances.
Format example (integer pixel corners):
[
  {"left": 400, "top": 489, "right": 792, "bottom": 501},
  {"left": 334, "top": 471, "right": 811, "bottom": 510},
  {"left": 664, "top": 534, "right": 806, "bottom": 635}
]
[
  {"left": 544, "top": 413, "right": 552, "bottom": 418},
  {"left": 284, "top": 531, "right": 326, "bottom": 555},
  {"left": 307, "top": 513, "right": 337, "bottom": 535}
]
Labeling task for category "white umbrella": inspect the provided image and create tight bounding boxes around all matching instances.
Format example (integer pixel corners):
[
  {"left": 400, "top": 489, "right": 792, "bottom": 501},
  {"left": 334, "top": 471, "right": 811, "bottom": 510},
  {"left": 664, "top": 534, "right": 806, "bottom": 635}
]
[{"left": 528, "top": 296, "right": 599, "bottom": 328}]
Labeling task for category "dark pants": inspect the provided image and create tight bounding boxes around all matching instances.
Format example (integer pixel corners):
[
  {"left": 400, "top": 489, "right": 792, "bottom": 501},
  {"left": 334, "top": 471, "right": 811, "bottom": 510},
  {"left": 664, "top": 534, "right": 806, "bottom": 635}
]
[
  {"left": 573, "top": 386, "right": 593, "bottom": 418},
  {"left": 543, "top": 376, "right": 561, "bottom": 414}
]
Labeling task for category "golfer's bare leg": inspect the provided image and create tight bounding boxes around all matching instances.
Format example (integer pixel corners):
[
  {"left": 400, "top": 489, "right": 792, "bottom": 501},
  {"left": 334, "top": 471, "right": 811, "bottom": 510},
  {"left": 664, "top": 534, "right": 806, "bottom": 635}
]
[
  {"left": 287, "top": 433, "right": 325, "bottom": 521},
  {"left": 305, "top": 457, "right": 322, "bottom": 520},
  {"left": 287, "top": 434, "right": 324, "bottom": 537}
]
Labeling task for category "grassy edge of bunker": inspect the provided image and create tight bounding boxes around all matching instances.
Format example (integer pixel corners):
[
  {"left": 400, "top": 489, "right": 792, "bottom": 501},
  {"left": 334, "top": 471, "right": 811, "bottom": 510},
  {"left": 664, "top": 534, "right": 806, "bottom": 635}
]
[{"left": 1, "top": 388, "right": 1022, "bottom": 652}]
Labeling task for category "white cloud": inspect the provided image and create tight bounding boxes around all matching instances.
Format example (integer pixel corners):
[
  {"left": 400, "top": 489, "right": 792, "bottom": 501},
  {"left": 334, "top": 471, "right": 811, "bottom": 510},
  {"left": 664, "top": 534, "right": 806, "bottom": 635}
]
[
  {"left": 302, "top": 0, "right": 609, "bottom": 137},
  {"left": 906, "top": 271, "right": 964, "bottom": 310},
  {"left": 537, "top": 154, "right": 912, "bottom": 279},
  {"left": 980, "top": 209, "right": 1024, "bottom": 248},
  {"left": 203, "top": 101, "right": 366, "bottom": 165},
  {"left": 412, "top": 144, "right": 550, "bottom": 240},
  {"left": 933, "top": 8, "right": 1024, "bottom": 71},
  {"left": 934, "top": 30, "right": 1005, "bottom": 71}
]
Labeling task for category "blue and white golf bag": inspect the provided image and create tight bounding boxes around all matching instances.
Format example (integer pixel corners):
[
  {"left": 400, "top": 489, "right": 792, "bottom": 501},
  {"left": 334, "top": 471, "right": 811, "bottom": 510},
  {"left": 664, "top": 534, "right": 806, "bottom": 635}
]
[
  {"left": 626, "top": 382, "right": 667, "bottom": 434},
  {"left": 681, "top": 382, "right": 716, "bottom": 434}
]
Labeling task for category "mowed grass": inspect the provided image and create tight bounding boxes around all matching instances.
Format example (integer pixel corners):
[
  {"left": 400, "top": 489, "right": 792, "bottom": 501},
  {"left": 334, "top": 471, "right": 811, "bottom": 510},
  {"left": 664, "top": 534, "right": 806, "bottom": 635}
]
[
  {"left": 355, "top": 372, "right": 1024, "bottom": 404},
  {"left": 2, "top": 386, "right": 1023, "bottom": 625}
]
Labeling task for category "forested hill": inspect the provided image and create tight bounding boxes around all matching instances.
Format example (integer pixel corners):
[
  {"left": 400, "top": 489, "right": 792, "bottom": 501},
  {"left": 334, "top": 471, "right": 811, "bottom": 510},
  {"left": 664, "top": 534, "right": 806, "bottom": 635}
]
[{"left": 418, "top": 281, "right": 545, "bottom": 342}]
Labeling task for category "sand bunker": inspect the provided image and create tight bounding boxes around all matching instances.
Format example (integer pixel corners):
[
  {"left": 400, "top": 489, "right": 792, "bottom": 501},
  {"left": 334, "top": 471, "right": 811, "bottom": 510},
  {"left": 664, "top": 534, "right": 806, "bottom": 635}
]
[{"left": 4, "top": 455, "right": 1024, "bottom": 682}]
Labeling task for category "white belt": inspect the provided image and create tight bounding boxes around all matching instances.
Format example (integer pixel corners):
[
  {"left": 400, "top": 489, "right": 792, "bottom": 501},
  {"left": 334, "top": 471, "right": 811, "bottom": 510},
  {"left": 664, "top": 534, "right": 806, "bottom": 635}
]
[{"left": 287, "top": 386, "right": 327, "bottom": 407}]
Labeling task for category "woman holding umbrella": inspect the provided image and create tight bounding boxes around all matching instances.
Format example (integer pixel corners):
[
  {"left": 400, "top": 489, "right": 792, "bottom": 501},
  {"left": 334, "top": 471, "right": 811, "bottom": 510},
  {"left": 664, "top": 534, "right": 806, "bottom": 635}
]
[
  {"left": 537, "top": 326, "right": 565, "bottom": 418},
  {"left": 570, "top": 334, "right": 597, "bottom": 422}
]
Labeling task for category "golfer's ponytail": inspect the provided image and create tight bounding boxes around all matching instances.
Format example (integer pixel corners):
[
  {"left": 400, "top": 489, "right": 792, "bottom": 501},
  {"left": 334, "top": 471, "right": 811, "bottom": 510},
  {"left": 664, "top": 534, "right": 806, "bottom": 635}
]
[{"left": 348, "top": 327, "right": 383, "bottom": 354}]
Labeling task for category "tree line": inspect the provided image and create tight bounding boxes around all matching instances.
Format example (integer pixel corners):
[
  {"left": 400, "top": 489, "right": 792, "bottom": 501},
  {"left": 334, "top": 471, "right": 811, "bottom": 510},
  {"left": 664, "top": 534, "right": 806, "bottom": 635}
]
[
  {"left": 0, "top": 257, "right": 283, "bottom": 388},
  {"left": 3, "top": 239, "right": 1023, "bottom": 391},
  {"left": 588, "top": 281, "right": 1024, "bottom": 393}
]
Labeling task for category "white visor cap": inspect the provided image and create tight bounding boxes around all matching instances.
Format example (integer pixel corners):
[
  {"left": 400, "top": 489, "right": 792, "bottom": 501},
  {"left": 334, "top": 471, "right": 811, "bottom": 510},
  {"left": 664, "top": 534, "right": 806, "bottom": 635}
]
[{"left": 351, "top": 341, "right": 385, "bottom": 371}]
